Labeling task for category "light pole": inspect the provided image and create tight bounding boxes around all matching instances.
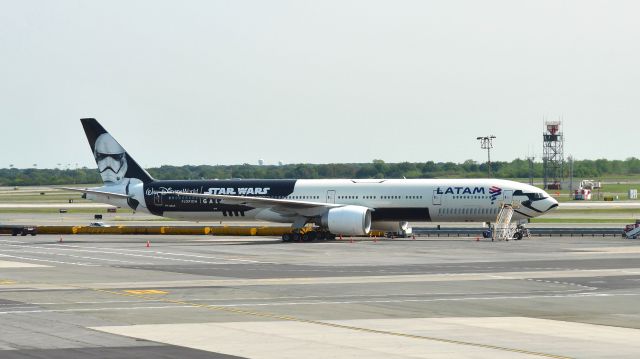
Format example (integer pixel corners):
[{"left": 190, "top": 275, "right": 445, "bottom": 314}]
[{"left": 476, "top": 135, "right": 496, "bottom": 178}]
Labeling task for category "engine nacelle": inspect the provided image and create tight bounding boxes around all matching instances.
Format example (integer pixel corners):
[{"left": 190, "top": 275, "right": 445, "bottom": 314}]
[
  {"left": 372, "top": 221, "right": 412, "bottom": 238},
  {"left": 371, "top": 221, "right": 410, "bottom": 232},
  {"left": 321, "top": 205, "right": 372, "bottom": 236}
]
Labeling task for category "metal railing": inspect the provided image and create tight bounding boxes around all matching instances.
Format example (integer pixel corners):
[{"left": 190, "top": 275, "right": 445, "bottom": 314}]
[{"left": 412, "top": 227, "right": 623, "bottom": 238}]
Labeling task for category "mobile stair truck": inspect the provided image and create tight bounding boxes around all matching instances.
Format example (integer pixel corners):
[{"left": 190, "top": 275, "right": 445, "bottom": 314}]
[{"left": 489, "top": 203, "right": 530, "bottom": 241}]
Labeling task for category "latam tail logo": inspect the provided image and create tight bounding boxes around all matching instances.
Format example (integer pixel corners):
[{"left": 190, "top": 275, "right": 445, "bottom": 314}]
[{"left": 489, "top": 186, "right": 502, "bottom": 204}]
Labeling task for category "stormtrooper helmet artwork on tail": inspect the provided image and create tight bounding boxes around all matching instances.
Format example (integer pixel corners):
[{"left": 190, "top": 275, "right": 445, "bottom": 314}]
[
  {"left": 81, "top": 118, "right": 154, "bottom": 185},
  {"left": 94, "top": 133, "right": 128, "bottom": 184}
]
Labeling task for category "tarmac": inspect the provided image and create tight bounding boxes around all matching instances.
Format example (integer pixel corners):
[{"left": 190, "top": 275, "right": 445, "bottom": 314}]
[{"left": 1, "top": 232, "right": 640, "bottom": 358}]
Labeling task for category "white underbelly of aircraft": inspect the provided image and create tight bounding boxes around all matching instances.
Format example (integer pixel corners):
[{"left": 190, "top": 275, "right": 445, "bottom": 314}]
[{"left": 161, "top": 208, "right": 292, "bottom": 223}]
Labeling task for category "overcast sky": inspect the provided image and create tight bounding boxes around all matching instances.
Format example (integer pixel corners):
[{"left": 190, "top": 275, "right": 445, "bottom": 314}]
[{"left": 1, "top": 1, "right": 639, "bottom": 169}]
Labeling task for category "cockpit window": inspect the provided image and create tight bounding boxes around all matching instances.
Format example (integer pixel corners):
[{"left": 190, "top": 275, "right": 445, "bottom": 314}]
[{"left": 515, "top": 190, "right": 547, "bottom": 201}]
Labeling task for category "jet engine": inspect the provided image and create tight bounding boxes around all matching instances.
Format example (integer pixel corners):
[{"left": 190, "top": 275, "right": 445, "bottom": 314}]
[
  {"left": 321, "top": 205, "right": 371, "bottom": 236},
  {"left": 371, "top": 221, "right": 412, "bottom": 238}
]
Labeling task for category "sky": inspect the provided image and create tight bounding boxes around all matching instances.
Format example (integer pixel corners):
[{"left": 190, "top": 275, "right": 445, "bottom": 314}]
[{"left": 1, "top": 0, "right": 639, "bottom": 169}]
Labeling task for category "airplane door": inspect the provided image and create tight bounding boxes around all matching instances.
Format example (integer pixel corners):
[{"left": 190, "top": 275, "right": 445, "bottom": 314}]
[
  {"left": 154, "top": 193, "right": 162, "bottom": 206},
  {"left": 432, "top": 190, "right": 442, "bottom": 205},
  {"left": 504, "top": 190, "right": 513, "bottom": 203},
  {"left": 326, "top": 190, "right": 336, "bottom": 204}
]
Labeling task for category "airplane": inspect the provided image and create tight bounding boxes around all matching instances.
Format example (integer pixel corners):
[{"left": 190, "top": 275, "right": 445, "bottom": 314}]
[{"left": 63, "top": 118, "right": 558, "bottom": 241}]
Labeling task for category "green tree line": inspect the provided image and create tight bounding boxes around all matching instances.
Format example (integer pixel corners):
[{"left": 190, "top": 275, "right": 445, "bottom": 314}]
[{"left": 2, "top": 158, "right": 640, "bottom": 186}]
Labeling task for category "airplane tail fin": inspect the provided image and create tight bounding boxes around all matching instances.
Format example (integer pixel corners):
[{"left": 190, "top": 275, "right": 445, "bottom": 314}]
[{"left": 81, "top": 118, "right": 154, "bottom": 185}]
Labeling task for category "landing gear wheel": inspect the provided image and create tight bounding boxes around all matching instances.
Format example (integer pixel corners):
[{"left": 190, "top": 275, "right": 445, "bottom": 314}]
[{"left": 513, "top": 232, "right": 523, "bottom": 240}]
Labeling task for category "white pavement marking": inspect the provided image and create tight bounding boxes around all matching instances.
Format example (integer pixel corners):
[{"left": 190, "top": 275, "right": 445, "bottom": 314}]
[
  {"left": 142, "top": 250, "right": 267, "bottom": 263},
  {"left": 42, "top": 242, "right": 270, "bottom": 263},
  {"left": 0, "top": 260, "right": 50, "bottom": 268},
  {"left": 0, "top": 305, "right": 192, "bottom": 315},
  {"left": 4, "top": 242, "right": 261, "bottom": 265},
  {"left": 0, "top": 253, "right": 97, "bottom": 267},
  {"left": 0, "top": 248, "right": 148, "bottom": 265},
  {"left": 94, "top": 316, "right": 640, "bottom": 358},
  {"left": 560, "top": 201, "right": 640, "bottom": 209},
  {"left": 572, "top": 246, "right": 640, "bottom": 254},
  {"left": 0, "top": 203, "right": 113, "bottom": 208}
]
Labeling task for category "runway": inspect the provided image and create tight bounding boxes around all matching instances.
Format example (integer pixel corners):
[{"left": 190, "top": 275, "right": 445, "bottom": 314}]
[
  {"left": 1, "top": 234, "right": 640, "bottom": 358},
  {"left": 555, "top": 201, "right": 640, "bottom": 209}
]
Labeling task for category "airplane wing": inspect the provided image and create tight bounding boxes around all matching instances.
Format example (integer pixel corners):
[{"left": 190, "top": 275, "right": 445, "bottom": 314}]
[
  {"left": 172, "top": 192, "right": 351, "bottom": 217},
  {"left": 57, "top": 187, "right": 132, "bottom": 199}
]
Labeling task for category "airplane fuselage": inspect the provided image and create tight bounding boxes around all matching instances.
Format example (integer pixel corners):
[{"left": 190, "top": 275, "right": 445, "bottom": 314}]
[
  {"left": 75, "top": 118, "right": 559, "bottom": 236},
  {"left": 90, "top": 178, "right": 558, "bottom": 228}
]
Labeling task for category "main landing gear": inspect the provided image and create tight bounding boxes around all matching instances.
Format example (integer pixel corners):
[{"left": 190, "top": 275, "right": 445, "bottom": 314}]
[{"left": 282, "top": 230, "right": 336, "bottom": 242}]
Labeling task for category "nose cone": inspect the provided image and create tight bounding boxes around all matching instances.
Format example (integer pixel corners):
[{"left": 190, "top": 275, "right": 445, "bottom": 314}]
[{"left": 546, "top": 197, "right": 559, "bottom": 212}]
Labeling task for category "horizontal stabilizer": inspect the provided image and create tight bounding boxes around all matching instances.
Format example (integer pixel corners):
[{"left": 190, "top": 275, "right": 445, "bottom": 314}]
[{"left": 58, "top": 187, "right": 132, "bottom": 199}]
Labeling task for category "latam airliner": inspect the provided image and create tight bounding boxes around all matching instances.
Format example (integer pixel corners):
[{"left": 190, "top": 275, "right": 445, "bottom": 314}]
[{"left": 65, "top": 119, "right": 558, "bottom": 241}]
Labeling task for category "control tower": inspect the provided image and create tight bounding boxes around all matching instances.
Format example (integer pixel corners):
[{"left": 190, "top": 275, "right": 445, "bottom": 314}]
[{"left": 543, "top": 121, "right": 564, "bottom": 190}]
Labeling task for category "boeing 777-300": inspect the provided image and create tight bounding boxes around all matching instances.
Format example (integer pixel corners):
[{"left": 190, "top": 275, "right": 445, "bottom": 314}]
[{"left": 62, "top": 119, "right": 558, "bottom": 241}]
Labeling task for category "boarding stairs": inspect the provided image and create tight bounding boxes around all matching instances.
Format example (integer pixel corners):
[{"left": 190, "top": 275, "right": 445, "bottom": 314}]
[{"left": 493, "top": 203, "right": 516, "bottom": 241}]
